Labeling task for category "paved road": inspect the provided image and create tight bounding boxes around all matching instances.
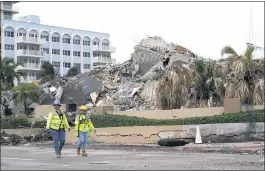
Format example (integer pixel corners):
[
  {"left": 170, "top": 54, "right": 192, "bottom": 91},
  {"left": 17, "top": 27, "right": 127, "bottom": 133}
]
[{"left": 1, "top": 146, "right": 264, "bottom": 170}]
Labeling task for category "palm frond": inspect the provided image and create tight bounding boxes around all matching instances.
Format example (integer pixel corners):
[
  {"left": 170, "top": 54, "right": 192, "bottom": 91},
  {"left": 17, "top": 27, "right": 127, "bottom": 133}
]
[
  {"left": 253, "top": 79, "right": 264, "bottom": 105},
  {"left": 244, "top": 45, "right": 255, "bottom": 69},
  {"left": 231, "top": 59, "right": 247, "bottom": 73},
  {"left": 156, "top": 60, "right": 194, "bottom": 109},
  {"left": 220, "top": 46, "right": 238, "bottom": 56}
]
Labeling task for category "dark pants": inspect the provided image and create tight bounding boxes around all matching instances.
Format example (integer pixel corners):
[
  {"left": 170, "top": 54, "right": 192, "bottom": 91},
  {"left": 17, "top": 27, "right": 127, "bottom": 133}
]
[{"left": 50, "top": 129, "right": 66, "bottom": 153}]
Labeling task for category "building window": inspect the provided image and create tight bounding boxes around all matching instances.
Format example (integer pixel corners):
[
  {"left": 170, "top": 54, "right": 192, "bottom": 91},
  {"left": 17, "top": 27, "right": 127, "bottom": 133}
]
[
  {"left": 93, "top": 41, "right": 99, "bottom": 46},
  {"left": 102, "top": 53, "right": 110, "bottom": 57},
  {"left": 52, "top": 37, "right": 60, "bottom": 42},
  {"left": 41, "top": 35, "right": 49, "bottom": 41},
  {"left": 102, "top": 43, "right": 109, "bottom": 46},
  {"left": 17, "top": 32, "right": 26, "bottom": 37},
  {"left": 63, "top": 50, "right": 70, "bottom": 56},
  {"left": 4, "top": 31, "right": 14, "bottom": 37},
  {"left": 17, "top": 45, "right": 22, "bottom": 50},
  {"left": 62, "top": 38, "right": 70, "bottom": 44},
  {"left": 41, "top": 61, "right": 48, "bottom": 65},
  {"left": 18, "top": 45, "right": 26, "bottom": 50},
  {"left": 73, "top": 63, "right": 81, "bottom": 73},
  {"left": 83, "top": 40, "right": 90, "bottom": 46},
  {"left": 42, "top": 48, "right": 49, "bottom": 54},
  {"left": 63, "top": 62, "right": 71, "bottom": 68},
  {"left": 4, "top": 44, "right": 14, "bottom": 50},
  {"left": 52, "top": 49, "right": 60, "bottom": 55},
  {"left": 93, "top": 52, "right": 100, "bottom": 57},
  {"left": 52, "top": 61, "right": 60, "bottom": 67},
  {"left": 29, "top": 34, "right": 37, "bottom": 38},
  {"left": 73, "top": 63, "right": 81, "bottom": 69},
  {"left": 83, "top": 64, "right": 90, "bottom": 69},
  {"left": 73, "top": 39, "right": 80, "bottom": 45},
  {"left": 83, "top": 52, "right": 90, "bottom": 57},
  {"left": 73, "top": 51, "right": 80, "bottom": 57}
]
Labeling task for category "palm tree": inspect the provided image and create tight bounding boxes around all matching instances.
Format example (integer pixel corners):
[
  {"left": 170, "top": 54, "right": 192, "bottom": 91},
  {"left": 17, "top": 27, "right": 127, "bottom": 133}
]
[
  {"left": 192, "top": 58, "right": 225, "bottom": 107},
  {"left": 156, "top": 60, "right": 194, "bottom": 109},
  {"left": 12, "top": 83, "right": 42, "bottom": 114},
  {"left": 39, "top": 62, "right": 57, "bottom": 83},
  {"left": 0, "top": 58, "right": 22, "bottom": 89},
  {"left": 220, "top": 46, "right": 241, "bottom": 72},
  {"left": 221, "top": 45, "right": 263, "bottom": 105}
]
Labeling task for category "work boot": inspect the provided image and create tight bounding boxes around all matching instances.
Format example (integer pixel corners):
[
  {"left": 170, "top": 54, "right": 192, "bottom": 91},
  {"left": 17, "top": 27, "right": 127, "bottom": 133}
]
[
  {"left": 82, "top": 150, "right": 88, "bottom": 157},
  {"left": 55, "top": 152, "right": 60, "bottom": 158},
  {"left": 77, "top": 147, "right": 81, "bottom": 155}
]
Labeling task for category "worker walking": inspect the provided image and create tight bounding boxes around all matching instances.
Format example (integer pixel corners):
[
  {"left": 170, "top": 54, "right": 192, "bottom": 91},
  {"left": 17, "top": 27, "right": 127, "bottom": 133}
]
[
  {"left": 46, "top": 100, "right": 71, "bottom": 158},
  {"left": 75, "top": 105, "right": 95, "bottom": 156}
]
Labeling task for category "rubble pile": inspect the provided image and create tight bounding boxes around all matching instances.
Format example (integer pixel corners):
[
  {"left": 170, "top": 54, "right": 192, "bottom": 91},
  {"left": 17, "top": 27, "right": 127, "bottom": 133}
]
[
  {"left": 39, "top": 36, "right": 197, "bottom": 111},
  {"left": 69, "top": 36, "right": 195, "bottom": 111},
  {"left": 1, "top": 130, "right": 52, "bottom": 146}
]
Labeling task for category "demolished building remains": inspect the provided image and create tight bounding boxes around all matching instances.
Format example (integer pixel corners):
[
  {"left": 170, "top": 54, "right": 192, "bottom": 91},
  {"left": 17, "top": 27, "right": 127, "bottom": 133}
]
[
  {"left": 38, "top": 36, "right": 197, "bottom": 111},
  {"left": 15, "top": 35, "right": 262, "bottom": 113}
]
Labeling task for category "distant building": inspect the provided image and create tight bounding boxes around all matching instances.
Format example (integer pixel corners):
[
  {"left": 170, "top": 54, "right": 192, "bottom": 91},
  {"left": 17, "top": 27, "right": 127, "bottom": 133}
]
[{"left": 1, "top": 1, "right": 116, "bottom": 83}]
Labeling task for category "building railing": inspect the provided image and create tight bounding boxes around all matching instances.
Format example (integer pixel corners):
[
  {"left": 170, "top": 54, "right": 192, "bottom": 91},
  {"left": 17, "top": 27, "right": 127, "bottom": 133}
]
[
  {"left": 17, "top": 49, "right": 44, "bottom": 57},
  {"left": 93, "top": 56, "right": 112, "bottom": 63},
  {"left": 22, "top": 63, "right": 41, "bottom": 69},
  {"left": 17, "top": 36, "right": 45, "bottom": 44},
  {"left": 102, "top": 46, "right": 116, "bottom": 52},
  {"left": 92, "top": 45, "right": 116, "bottom": 53}
]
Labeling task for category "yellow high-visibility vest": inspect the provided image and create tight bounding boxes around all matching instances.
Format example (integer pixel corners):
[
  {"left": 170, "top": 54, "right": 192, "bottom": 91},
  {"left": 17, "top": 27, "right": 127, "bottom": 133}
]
[
  {"left": 46, "top": 110, "right": 70, "bottom": 130},
  {"left": 75, "top": 114, "right": 94, "bottom": 137}
]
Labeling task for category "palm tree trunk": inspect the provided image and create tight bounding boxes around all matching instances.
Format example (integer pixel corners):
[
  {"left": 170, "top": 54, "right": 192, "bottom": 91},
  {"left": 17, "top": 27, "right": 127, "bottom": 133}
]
[{"left": 24, "top": 101, "right": 27, "bottom": 115}]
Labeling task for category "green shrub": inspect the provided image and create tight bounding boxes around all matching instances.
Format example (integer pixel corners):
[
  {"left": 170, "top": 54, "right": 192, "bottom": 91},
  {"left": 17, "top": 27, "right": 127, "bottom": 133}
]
[
  {"left": 1, "top": 118, "right": 31, "bottom": 129},
  {"left": 1, "top": 110, "right": 264, "bottom": 129},
  {"left": 90, "top": 110, "right": 265, "bottom": 128}
]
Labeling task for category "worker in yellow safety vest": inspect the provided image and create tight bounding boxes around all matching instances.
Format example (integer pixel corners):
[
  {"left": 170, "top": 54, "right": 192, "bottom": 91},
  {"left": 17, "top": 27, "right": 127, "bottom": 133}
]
[
  {"left": 46, "top": 100, "right": 71, "bottom": 158},
  {"left": 75, "top": 105, "right": 96, "bottom": 156}
]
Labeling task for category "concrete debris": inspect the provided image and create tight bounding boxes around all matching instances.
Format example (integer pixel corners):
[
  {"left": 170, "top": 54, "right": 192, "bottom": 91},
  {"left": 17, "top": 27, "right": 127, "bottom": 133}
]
[
  {"left": 1, "top": 130, "right": 52, "bottom": 146},
  {"left": 36, "top": 36, "right": 197, "bottom": 111},
  {"left": 90, "top": 92, "right": 98, "bottom": 105}
]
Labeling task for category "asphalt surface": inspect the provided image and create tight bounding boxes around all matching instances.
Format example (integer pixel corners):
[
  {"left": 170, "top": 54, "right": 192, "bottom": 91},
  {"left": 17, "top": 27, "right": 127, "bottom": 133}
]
[{"left": 1, "top": 146, "right": 264, "bottom": 170}]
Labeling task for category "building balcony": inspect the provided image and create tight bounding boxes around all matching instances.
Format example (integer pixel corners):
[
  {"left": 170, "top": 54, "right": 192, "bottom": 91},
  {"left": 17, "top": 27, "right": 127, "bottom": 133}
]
[
  {"left": 17, "top": 49, "right": 45, "bottom": 58},
  {"left": 16, "top": 63, "right": 41, "bottom": 71},
  {"left": 2, "top": 15, "right": 12, "bottom": 20},
  {"left": 91, "top": 45, "right": 116, "bottom": 53},
  {"left": 19, "top": 76, "right": 39, "bottom": 83},
  {"left": 92, "top": 56, "right": 112, "bottom": 64},
  {"left": 17, "top": 36, "right": 46, "bottom": 45},
  {"left": 1, "top": 5, "right": 19, "bottom": 14}
]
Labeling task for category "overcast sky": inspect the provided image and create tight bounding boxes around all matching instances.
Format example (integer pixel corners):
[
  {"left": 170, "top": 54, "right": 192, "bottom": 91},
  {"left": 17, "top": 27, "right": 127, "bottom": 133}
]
[{"left": 15, "top": 1, "right": 264, "bottom": 63}]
